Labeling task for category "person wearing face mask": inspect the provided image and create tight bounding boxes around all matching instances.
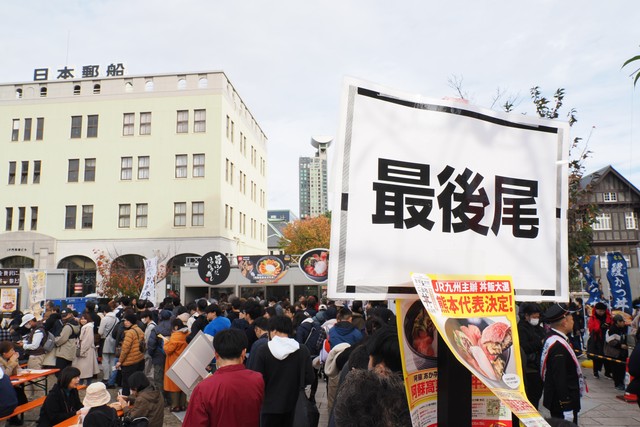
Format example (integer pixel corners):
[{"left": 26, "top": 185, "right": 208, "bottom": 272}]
[{"left": 517, "top": 302, "right": 546, "bottom": 409}]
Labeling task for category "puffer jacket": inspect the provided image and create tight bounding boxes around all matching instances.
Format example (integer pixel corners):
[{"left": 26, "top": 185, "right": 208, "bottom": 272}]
[
  {"left": 54, "top": 321, "right": 80, "bottom": 362},
  {"left": 119, "top": 325, "right": 145, "bottom": 367}
]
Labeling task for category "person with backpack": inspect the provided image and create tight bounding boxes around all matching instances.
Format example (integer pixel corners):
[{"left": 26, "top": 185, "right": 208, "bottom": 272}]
[
  {"left": 115, "top": 313, "right": 145, "bottom": 396},
  {"left": 140, "top": 310, "right": 158, "bottom": 380},
  {"left": 16, "top": 313, "right": 47, "bottom": 370},
  {"left": 54, "top": 309, "right": 80, "bottom": 374}
]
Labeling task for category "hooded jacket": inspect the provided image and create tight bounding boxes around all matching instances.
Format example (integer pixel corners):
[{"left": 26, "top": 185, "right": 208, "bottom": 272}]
[
  {"left": 329, "top": 321, "right": 363, "bottom": 348},
  {"left": 251, "top": 335, "right": 315, "bottom": 414},
  {"left": 54, "top": 320, "right": 80, "bottom": 362}
]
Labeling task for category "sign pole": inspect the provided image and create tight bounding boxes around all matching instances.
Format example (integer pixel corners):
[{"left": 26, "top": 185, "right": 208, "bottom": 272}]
[{"left": 437, "top": 333, "right": 471, "bottom": 426}]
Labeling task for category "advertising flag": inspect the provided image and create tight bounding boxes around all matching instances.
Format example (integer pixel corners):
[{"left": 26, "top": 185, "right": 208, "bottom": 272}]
[
  {"left": 606, "top": 252, "right": 633, "bottom": 314},
  {"left": 579, "top": 255, "right": 602, "bottom": 305},
  {"left": 140, "top": 257, "right": 158, "bottom": 304}
]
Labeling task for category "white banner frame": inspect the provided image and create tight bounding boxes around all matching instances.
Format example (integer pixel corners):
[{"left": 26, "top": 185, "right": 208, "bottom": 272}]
[{"left": 328, "top": 78, "right": 569, "bottom": 302}]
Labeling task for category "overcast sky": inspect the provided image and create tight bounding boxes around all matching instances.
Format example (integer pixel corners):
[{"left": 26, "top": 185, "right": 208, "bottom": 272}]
[{"left": 2, "top": 1, "right": 639, "bottom": 215}]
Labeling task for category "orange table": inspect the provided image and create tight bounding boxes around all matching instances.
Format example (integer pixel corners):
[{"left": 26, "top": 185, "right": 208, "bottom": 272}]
[
  {"left": 10, "top": 368, "right": 59, "bottom": 394},
  {"left": 54, "top": 408, "right": 124, "bottom": 427}
]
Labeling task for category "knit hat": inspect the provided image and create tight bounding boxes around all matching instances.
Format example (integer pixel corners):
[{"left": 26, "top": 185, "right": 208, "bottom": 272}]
[
  {"left": 124, "top": 313, "right": 138, "bottom": 325},
  {"left": 160, "top": 309, "right": 172, "bottom": 320},
  {"left": 82, "top": 382, "right": 111, "bottom": 408}
]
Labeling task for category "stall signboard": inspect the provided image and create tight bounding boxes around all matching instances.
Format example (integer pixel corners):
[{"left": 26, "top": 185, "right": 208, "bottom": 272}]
[
  {"left": 411, "top": 273, "right": 550, "bottom": 427},
  {"left": 298, "top": 249, "right": 329, "bottom": 283},
  {"left": 197, "top": 252, "right": 231, "bottom": 285},
  {"left": 328, "top": 78, "right": 569, "bottom": 301},
  {"left": 0, "top": 269, "right": 20, "bottom": 286},
  {"left": 47, "top": 297, "right": 95, "bottom": 315},
  {"left": 0, "top": 288, "right": 18, "bottom": 312},
  {"left": 237, "top": 255, "right": 291, "bottom": 284}
]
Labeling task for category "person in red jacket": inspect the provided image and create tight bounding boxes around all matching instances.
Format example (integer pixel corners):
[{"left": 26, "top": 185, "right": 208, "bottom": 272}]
[
  {"left": 183, "top": 328, "right": 264, "bottom": 427},
  {"left": 587, "top": 302, "right": 612, "bottom": 379}
]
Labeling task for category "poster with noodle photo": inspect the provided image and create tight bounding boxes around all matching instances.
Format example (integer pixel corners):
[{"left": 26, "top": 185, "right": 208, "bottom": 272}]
[{"left": 411, "top": 273, "right": 551, "bottom": 427}]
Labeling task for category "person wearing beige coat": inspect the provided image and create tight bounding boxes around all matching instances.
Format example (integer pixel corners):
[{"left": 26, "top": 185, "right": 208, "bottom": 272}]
[{"left": 73, "top": 314, "right": 100, "bottom": 384}]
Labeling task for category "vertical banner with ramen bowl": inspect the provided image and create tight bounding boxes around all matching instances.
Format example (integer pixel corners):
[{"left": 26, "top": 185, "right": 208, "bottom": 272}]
[
  {"left": 396, "top": 299, "right": 439, "bottom": 427},
  {"left": 411, "top": 273, "right": 551, "bottom": 427}
]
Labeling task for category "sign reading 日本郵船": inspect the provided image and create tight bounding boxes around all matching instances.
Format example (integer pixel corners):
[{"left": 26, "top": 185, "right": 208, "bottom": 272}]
[{"left": 327, "top": 78, "right": 569, "bottom": 302}]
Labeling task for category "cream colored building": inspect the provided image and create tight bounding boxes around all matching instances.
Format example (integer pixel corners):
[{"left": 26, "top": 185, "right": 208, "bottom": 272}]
[{"left": 0, "top": 70, "right": 268, "bottom": 298}]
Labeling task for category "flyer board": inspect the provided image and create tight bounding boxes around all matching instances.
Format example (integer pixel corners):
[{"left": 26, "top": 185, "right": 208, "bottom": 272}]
[
  {"left": 411, "top": 274, "right": 551, "bottom": 427},
  {"left": 328, "top": 78, "right": 569, "bottom": 302}
]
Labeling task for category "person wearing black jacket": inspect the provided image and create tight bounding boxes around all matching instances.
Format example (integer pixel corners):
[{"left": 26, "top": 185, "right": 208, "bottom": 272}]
[
  {"left": 81, "top": 382, "right": 118, "bottom": 427},
  {"left": 517, "top": 303, "right": 546, "bottom": 409},
  {"left": 541, "top": 304, "right": 584, "bottom": 425},
  {"left": 37, "top": 366, "right": 83, "bottom": 427},
  {"left": 605, "top": 314, "right": 629, "bottom": 390},
  {"left": 187, "top": 301, "right": 210, "bottom": 343}
]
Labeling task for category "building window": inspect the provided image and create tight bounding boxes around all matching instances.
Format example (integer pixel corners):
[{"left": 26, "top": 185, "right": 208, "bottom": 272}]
[
  {"left": 194, "top": 109, "right": 206, "bottom": 132},
  {"left": 118, "top": 204, "right": 131, "bottom": 228},
  {"left": 226, "top": 115, "right": 230, "bottom": 139},
  {"left": 193, "top": 154, "right": 205, "bottom": 177},
  {"left": 123, "top": 113, "right": 134, "bottom": 136},
  {"left": 140, "top": 112, "right": 151, "bottom": 135},
  {"left": 225, "top": 204, "right": 229, "bottom": 229},
  {"left": 593, "top": 213, "right": 612, "bottom": 230},
  {"left": 5, "top": 208, "right": 12, "bottom": 231},
  {"left": 175, "top": 155, "right": 187, "bottom": 178},
  {"left": 231, "top": 120, "right": 235, "bottom": 143},
  {"left": 121, "top": 157, "right": 133, "bottom": 180},
  {"left": 11, "top": 119, "right": 19, "bottom": 141},
  {"left": 192, "top": 202, "right": 204, "bottom": 226},
  {"left": 20, "top": 161, "right": 28, "bottom": 184},
  {"left": 138, "top": 156, "right": 150, "bottom": 179},
  {"left": 626, "top": 212, "right": 638, "bottom": 230},
  {"left": 84, "top": 158, "right": 96, "bottom": 182},
  {"left": 36, "top": 118, "right": 44, "bottom": 140},
  {"left": 230, "top": 206, "right": 234, "bottom": 230},
  {"left": 82, "top": 205, "right": 93, "bottom": 229},
  {"left": 177, "top": 110, "right": 189, "bottom": 133},
  {"left": 65, "top": 206, "right": 76, "bottom": 229},
  {"left": 30, "top": 207, "right": 38, "bottom": 230},
  {"left": 8, "top": 162, "right": 16, "bottom": 185},
  {"left": 33, "top": 161, "right": 41, "bottom": 184},
  {"left": 15, "top": 88, "right": 22, "bottom": 99},
  {"left": 87, "top": 115, "right": 99, "bottom": 138},
  {"left": 24, "top": 118, "right": 32, "bottom": 141},
  {"left": 230, "top": 162, "right": 234, "bottom": 185},
  {"left": 603, "top": 192, "right": 617, "bottom": 202},
  {"left": 70, "top": 116, "right": 82, "bottom": 138},
  {"left": 40, "top": 87, "right": 47, "bottom": 97},
  {"left": 73, "top": 85, "right": 81, "bottom": 95},
  {"left": 174, "top": 202, "right": 186, "bottom": 227},
  {"left": 17, "top": 207, "right": 25, "bottom": 231},
  {"left": 136, "top": 203, "right": 148, "bottom": 228},
  {"left": 93, "top": 84, "right": 101, "bottom": 94},
  {"left": 68, "top": 159, "right": 79, "bottom": 182}
]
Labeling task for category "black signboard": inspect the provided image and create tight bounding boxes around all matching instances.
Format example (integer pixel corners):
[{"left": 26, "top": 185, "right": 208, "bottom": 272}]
[{"left": 197, "top": 252, "right": 230, "bottom": 285}]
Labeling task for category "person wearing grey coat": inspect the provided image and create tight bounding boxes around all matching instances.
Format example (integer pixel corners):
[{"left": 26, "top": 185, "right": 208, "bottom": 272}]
[
  {"left": 98, "top": 310, "right": 118, "bottom": 384},
  {"left": 54, "top": 313, "right": 80, "bottom": 373}
]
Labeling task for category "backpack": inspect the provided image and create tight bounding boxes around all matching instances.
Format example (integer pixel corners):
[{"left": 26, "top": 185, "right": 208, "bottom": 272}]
[
  {"left": 136, "top": 329, "right": 146, "bottom": 354},
  {"left": 304, "top": 325, "right": 327, "bottom": 356},
  {"left": 39, "top": 328, "right": 56, "bottom": 353}
]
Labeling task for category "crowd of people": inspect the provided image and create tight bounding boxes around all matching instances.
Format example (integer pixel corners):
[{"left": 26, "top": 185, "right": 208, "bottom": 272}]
[
  {"left": 0, "top": 294, "right": 412, "bottom": 427},
  {"left": 3, "top": 293, "right": 640, "bottom": 427},
  {"left": 517, "top": 297, "right": 640, "bottom": 425}
]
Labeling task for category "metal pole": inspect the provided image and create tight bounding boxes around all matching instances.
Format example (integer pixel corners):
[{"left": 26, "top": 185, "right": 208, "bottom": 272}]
[{"left": 437, "top": 333, "right": 471, "bottom": 426}]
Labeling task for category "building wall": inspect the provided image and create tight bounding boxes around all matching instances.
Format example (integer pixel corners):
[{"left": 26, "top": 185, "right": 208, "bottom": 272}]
[{"left": 0, "top": 71, "right": 268, "bottom": 274}]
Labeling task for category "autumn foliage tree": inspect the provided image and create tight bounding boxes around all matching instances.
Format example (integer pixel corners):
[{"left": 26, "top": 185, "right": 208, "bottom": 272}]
[
  {"left": 279, "top": 215, "right": 331, "bottom": 254},
  {"left": 94, "top": 250, "right": 168, "bottom": 298}
]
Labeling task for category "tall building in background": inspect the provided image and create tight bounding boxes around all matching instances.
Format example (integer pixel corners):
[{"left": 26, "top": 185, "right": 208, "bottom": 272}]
[
  {"left": 299, "top": 136, "right": 331, "bottom": 218},
  {"left": 0, "top": 70, "right": 268, "bottom": 297}
]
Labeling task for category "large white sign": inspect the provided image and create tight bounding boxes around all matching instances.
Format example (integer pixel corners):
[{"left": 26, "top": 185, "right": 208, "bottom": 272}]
[{"left": 328, "top": 79, "right": 569, "bottom": 302}]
